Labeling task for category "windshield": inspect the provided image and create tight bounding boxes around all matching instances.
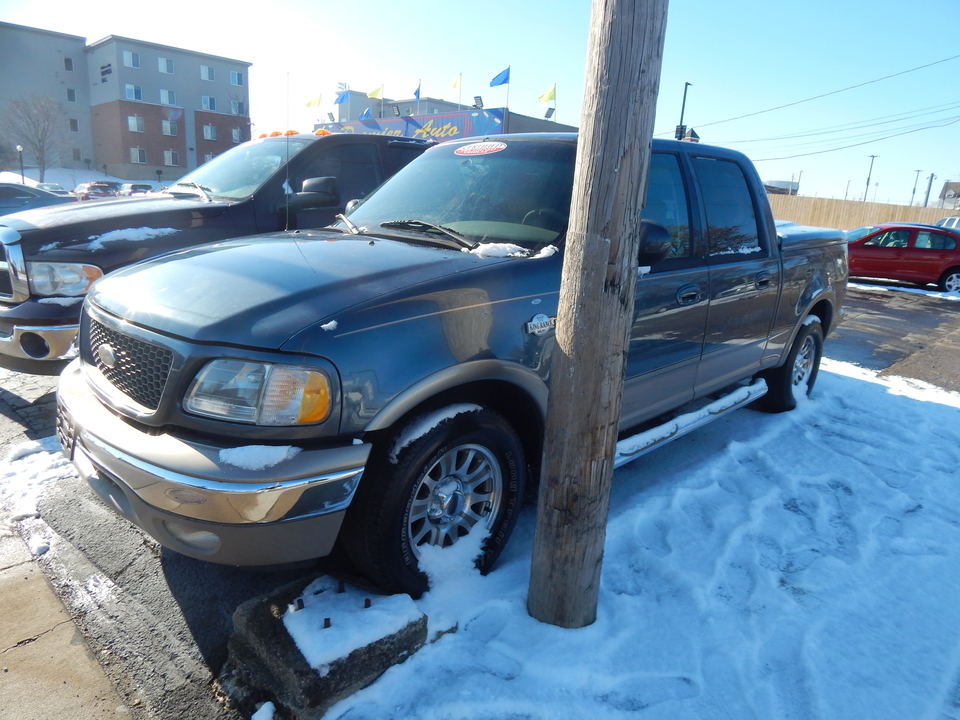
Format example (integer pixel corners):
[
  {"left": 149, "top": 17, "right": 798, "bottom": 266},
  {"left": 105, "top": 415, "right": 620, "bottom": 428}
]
[
  {"left": 845, "top": 226, "right": 879, "bottom": 243},
  {"left": 340, "top": 138, "right": 575, "bottom": 250},
  {"left": 168, "top": 136, "right": 315, "bottom": 200}
]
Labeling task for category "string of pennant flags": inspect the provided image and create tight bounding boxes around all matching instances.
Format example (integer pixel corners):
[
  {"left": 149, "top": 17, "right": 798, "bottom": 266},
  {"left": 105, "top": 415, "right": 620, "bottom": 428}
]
[{"left": 303, "top": 67, "right": 557, "bottom": 119}]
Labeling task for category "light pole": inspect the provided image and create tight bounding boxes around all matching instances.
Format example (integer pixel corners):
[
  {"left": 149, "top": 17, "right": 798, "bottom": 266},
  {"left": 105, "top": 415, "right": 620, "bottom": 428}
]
[
  {"left": 863, "top": 155, "right": 878, "bottom": 202},
  {"left": 797, "top": 170, "right": 804, "bottom": 196},
  {"left": 16, "top": 145, "right": 24, "bottom": 184},
  {"left": 844, "top": 180, "right": 851, "bottom": 201},
  {"left": 911, "top": 170, "right": 922, "bottom": 206},
  {"left": 675, "top": 82, "right": 692, "bottom": 141},
  {"left": 924, "top": 173, "right": 936, "bottom": 208}
]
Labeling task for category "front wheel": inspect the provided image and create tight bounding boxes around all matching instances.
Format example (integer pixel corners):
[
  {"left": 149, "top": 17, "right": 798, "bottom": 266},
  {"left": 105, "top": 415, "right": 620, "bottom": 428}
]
[
  {"left": 759, "top": 319, "right": 824, "bottom": 413},
  {"left": 341, "top": 405, "right": 526, "bottom": 596}
]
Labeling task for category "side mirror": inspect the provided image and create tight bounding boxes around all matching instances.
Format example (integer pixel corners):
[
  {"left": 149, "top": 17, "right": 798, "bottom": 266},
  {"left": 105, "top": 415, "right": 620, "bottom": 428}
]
[
  {"left": 287, "top": 176, "right": 340, "bottom": 210},
  {"left": 637, "top": 219, "right": 672, "bottom": 266}
]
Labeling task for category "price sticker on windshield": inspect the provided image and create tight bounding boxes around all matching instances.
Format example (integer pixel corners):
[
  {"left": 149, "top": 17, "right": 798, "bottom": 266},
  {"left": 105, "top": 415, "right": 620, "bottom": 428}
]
[{"left": 455, "top": 141, "right": 507, "bottom": 156}]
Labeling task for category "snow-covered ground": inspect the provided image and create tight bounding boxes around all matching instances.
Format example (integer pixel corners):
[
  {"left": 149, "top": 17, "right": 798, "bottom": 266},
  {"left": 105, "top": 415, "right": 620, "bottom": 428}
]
[
  {"left": 3, "top": 285, "right": 960, "bottom": 719},
  {"left": 0, "top": 168, "right": 160, "bottom": 193}
]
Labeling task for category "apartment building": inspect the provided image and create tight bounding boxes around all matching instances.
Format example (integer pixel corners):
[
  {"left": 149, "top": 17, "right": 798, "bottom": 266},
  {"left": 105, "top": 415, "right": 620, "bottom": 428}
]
[{"left": 0, "top": 22, "right": 251, "bottom": 181}]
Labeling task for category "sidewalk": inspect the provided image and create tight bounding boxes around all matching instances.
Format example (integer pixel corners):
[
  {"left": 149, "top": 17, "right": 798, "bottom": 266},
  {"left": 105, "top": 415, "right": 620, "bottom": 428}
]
[{"left": 0, "top": 532, "right": 129, "bottom": 719}]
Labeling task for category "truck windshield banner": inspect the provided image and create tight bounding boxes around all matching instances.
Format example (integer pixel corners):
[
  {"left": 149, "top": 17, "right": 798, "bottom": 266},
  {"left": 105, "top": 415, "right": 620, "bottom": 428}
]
[{"left": 315, "top": 108, "right": 506, "bottom": 142}]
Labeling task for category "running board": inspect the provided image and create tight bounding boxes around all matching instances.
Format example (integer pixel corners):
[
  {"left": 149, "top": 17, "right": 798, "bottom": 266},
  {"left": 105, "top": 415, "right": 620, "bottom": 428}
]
[{"left": 613, "top": 379, "right": 768, "bottom": 469}]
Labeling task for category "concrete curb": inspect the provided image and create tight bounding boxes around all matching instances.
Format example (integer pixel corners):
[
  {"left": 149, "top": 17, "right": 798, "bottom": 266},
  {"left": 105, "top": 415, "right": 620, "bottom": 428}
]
[{"left": 220, "top": 575, "right": 428, "bottom": 720}]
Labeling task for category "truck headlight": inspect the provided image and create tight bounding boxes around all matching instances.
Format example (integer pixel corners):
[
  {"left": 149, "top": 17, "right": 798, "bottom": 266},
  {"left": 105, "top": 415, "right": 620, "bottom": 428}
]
[
  {"left": 27, "top": 262, "right": 103, "bottom": 297},
  {"left": 184, "top": 359, "right": 331, "bottom": 426}
]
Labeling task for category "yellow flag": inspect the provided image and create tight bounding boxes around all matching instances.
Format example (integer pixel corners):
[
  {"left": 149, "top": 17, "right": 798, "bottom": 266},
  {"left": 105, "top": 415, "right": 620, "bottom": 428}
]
[
  {"left": 367, "top": 86, "right": 383, "bottom": 99},
  {"left": 305, "top": 96, "right": 322, "bottom": 107},
  {"left": 538, "top": 84, "right": 556, "bottom": 104},
  {"left": 451, "top": 74, "right": 461, "bottom": 90}
]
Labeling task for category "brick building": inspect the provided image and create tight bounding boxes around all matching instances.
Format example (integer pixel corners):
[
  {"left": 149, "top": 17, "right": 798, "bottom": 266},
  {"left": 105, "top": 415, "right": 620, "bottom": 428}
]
[{"left": 0, "top": 21, "right": 251, "bottom": 182}]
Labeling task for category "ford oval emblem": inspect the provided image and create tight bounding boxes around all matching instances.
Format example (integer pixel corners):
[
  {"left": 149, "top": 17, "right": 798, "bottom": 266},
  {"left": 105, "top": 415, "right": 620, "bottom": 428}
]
[{"left": 97, "top": 343, "right": 118, "bottom": 369}]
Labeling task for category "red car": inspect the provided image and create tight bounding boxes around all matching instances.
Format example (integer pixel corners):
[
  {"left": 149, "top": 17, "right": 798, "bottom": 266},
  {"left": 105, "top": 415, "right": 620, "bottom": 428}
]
[{"left": 846, "top": 223, "right": 960, "bottom": 292}]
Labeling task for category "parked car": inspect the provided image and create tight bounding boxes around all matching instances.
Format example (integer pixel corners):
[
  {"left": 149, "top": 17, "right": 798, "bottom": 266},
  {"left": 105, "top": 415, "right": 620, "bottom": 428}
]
[
  {"left": 846, "top": 222, "right": 960, "bottom": 291},
  {"left": 56, "top": 133, "right": 848, "bottom": 596},
  {"left": 0, "top": 183, "right": 75, "bottom": 216},
  {"left": 0, "top": 132, "right": 432, "bottom": 374},
  {"left": 935, "top": 216, "right": 960, "bottom": 229},
  {"left": 35, "top": 183, "right": 74, "bottom": 198},
  {"left": 117, "top": 183, "right": 153, "bottom": 196},
  {"left": 76, "top": 182, "right": 119, "bottom": 201}
]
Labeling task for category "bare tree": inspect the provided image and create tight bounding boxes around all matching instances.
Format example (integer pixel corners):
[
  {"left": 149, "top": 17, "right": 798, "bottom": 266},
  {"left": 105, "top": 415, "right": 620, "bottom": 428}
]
[{"left": 3, "top": 94, "right": 68, "bottom": 182}]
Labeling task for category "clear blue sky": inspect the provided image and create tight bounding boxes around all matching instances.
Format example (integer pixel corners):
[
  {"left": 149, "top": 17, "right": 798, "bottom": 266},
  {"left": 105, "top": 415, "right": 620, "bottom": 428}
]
[{"left": 3, "top": 0, "right": 959, "bottom": 207}]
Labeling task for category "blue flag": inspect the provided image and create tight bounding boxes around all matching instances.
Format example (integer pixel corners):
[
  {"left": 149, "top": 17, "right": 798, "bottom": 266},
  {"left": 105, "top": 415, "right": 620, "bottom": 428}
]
[
  {"left": 358, "top": 106, "right": 372, "bottom": 121},
  {"left": 489, "top": 67, "right": 510, "bottom": 87},
  {"left": 334, "top": 91, "right": 349, "bottom": 105},
  {"left": 413, "top": 84, "right": 420, "bottom": 102}
]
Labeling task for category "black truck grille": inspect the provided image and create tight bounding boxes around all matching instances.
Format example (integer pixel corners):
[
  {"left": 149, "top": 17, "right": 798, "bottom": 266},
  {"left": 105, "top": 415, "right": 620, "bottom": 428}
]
[
  {"left": 0, "top": 246, "right": 12, "bottom": 298},
  {"left": 87, "top": 319, "right": 173, "bottom": 410}
]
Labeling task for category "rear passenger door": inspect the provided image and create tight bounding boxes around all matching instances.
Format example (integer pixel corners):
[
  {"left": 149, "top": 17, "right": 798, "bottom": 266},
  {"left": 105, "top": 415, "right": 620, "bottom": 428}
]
[
  {"left": 691, "top": 154, "right": 780, "bottom": 395},
  {"left": 621, "top": 152, "right": 709, "bottom": 428}
]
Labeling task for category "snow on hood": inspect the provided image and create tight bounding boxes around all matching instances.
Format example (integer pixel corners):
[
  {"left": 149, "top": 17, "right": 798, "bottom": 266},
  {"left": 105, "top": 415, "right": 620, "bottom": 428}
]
[{"left": 86, "top": 226, "right": 178, "bottom": 250}]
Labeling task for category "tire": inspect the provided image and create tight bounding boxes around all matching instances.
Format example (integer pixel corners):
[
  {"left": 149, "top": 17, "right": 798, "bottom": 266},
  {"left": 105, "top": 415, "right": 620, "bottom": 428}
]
[
  {"left": 939, "top": 268, "right": 960, "bottom": 293},
  {"left": 341, "top": 405, "right": 526, "bottom": 597},
  {"left": 759, "top": 319, "right": 824, "bottom": 413}
]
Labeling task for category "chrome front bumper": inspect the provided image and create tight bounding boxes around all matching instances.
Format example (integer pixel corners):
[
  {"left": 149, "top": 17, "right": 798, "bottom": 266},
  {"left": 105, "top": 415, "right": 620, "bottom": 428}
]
[
  {"left": 0, "top": 322, "right": 78, "bottom": 361},
  {"left": 57, "top": 360, "right": 371, "bottom": 565}
]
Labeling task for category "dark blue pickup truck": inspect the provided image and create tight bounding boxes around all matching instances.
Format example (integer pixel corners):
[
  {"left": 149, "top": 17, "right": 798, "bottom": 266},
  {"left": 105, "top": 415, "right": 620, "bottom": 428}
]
[
  {"left": 0, "top": 132, "right": 430, "bottom": 374},
  {"left": 56, "top": 133, "right": 847, "bottom": 595}
]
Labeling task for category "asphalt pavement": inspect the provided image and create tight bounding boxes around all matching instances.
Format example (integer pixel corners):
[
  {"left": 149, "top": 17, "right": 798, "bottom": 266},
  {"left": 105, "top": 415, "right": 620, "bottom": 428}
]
[{"left": 1, "top": 284, "right": 959, "bottom": 720}]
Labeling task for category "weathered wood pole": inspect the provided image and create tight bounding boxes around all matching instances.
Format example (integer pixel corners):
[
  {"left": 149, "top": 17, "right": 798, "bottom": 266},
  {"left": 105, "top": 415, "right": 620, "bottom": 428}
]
[{"left": 527, "top": 0, "right": 669, "bottom": 628}]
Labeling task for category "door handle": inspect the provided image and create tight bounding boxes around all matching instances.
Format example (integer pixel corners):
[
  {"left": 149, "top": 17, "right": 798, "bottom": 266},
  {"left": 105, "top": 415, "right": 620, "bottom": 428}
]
[
  {"left": 676, "top": 284, "right": 701, "bottom": 306},
  {"left": 755, "top": 272, "right": 772, "bottom": 289}
]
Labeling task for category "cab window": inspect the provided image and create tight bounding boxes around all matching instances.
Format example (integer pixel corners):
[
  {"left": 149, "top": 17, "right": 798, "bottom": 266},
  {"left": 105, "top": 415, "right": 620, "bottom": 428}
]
[
  {"left": 692, "top": 156, "right": 762, "bottom": 260},
  {"left": 640, "top": 153, "right": 692, "bottom": 260}
]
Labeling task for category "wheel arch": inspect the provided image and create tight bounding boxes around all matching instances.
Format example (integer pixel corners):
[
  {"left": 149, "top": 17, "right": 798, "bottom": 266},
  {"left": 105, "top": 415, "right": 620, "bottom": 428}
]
[{"left": 363, "top": 359, "right": 548, "bottom": 483}]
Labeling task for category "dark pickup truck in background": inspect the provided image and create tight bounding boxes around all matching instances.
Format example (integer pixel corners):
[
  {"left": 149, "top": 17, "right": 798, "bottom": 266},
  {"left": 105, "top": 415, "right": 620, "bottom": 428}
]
[
  {"left": 56, "top": 133, "right": 847, "bottom": 596},
  {"left": 0, "top": 132, "right": 430, "bottom": 374}
]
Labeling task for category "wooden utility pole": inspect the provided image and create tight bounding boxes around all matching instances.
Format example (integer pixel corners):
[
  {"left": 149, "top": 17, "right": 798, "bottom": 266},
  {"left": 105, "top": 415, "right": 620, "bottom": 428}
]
[{"left": 527, "top": 0, "right": 669, "bottom": 628}]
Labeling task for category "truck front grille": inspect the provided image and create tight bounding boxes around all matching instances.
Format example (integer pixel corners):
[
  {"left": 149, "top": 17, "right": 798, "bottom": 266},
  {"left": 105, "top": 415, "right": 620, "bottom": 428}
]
[
  {"left": 0, "top": 246, "right": 13, "bottom": 298},
  {"left": 87, "top": 318, "right": 173, "bottom": 410}
]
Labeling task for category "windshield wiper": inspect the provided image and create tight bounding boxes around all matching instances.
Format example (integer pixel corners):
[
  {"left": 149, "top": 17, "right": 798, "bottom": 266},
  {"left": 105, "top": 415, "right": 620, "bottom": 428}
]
[
  {"left": 169, "top": 181, "right": 212, "bottom": 203},
  {"left": 380, "top": 220, "right": 477, "bottom": 250},
  {"left": 336, "top": 213, "right": 364, "bottom": 235}
]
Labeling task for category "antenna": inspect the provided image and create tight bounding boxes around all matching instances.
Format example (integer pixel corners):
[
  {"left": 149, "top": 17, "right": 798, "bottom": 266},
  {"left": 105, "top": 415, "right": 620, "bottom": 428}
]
[{"left": 285, "top": 72, "right": 291, "bottom": 231}]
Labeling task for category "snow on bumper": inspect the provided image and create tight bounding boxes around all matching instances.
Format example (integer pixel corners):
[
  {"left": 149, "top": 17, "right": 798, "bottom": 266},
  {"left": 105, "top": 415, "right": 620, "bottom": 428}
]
[{"left": 57, "top": 360, "right": 370, "bottom": 565}]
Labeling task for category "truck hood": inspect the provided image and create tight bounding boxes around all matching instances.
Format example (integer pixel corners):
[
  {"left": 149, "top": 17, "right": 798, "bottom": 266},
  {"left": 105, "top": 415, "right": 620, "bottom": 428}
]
[
  {"left": 0, "top": 195, "right": 229, "bottom": 251},
  {"left": 89, "top": 230, "right": 505, "bottom": 349}
]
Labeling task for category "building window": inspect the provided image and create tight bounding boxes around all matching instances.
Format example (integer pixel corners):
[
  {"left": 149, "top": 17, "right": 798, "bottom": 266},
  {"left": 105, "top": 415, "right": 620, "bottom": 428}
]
[
  {"left": 230, "top": 71, "right": 244, "bottom": 86},
  {"left": 202, "top": 96, "right": 216, "bottom": 111},
  {"left": 64, "top": 57, "right": 74, "bottom": 72},
  {"left": 72, "top": 149, "right": 82, "bottom": 161},
  {"left": 66, "top": 88, "right": 77, "bottom": 103},
  {"left": 127, "top": 116, "right": 144, "bottom": 133},
  {"left": 130, "top": 147, "right": 146, "bottom": 164},
  {"left": 164, "top": 150, "right": 179, "bottom": 167},
  {"left": 231, "top": 127, "right": 243, "bottom": 143},
  {"left": 158, "top": 57, "right": 174, "bottom": 74},
  {"left": 125, "top": 84, "right": 143, "bottom": 101},
  {"left": 204, "top": 153, "right": 215, "bottom": 163},
  {"left": 200, "top": 65, "right": 216, "bottom": 82},
  {"left": 122, "top": 51, "right": 140, "bottom": 68},
  {"left": 162, "top": 120, "right": 177, "bottom": 136},
  {"left": 160, "top": 89, "right": 176, "bottom": 106},
  {"left": 231, "top": 100, "right": 245, "bottom": 116},
  {"left": 203, "top": 124, "right": 217, "bottom": 141},
  {"left": 69, "top": 119, "right": 79, "bottom": 133}
]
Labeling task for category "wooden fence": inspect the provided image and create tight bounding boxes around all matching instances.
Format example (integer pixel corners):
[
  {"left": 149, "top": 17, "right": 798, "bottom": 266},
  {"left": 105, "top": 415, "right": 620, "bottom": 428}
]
[{"left": 767, "top": 194, "right": 954, "bottom": 231}]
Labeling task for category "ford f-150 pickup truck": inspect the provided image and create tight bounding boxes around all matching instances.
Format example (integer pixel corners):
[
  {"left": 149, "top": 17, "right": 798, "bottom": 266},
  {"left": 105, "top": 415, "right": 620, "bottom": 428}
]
[
  {"left": 56, "top": 133, "right": 847, "bottom": 596},
  {"left": 0, "top": 132, "right": 430, "bottom": 374}
]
